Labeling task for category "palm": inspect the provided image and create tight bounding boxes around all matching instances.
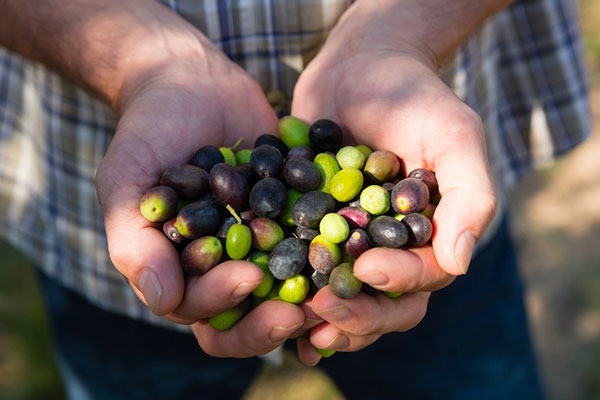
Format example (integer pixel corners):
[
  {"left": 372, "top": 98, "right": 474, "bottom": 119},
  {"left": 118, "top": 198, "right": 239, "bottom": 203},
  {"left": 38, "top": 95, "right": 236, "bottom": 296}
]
[
  {"left": 295, "top": 53, "right": 469, "bottom": 171},
  {"left": 98, "top": 71, "right": 278, "bottom": 303},
  {"left": 292, "top": 50, "right": 497, "bottom": 361}
]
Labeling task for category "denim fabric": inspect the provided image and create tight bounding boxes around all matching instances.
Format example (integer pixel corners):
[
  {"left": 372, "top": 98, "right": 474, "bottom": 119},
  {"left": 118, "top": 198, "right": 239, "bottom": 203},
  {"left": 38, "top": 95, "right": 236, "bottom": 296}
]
[
  {"left": 37, "top": 215, "right": 543, "bottom": 400},
  {"left": 36, "top": 271, "right": 262, "bottom": 400}
]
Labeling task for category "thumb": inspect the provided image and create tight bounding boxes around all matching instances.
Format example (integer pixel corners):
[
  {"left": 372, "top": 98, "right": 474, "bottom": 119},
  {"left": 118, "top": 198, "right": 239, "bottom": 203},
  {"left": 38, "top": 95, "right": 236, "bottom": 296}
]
[
  {"left": 95, "top": 88, "right": 225, "bottom": 316},
  {"left": 428, "top": 109, "right": 498, "bottom": 276},
  {"left": 96, "top": 132, "right": 188, "bottom": 316}
]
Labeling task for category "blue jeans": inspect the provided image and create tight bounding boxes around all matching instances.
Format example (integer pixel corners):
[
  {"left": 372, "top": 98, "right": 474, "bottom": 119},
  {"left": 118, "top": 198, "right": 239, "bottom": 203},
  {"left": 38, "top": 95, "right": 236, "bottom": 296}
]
[{"left": 37, "top": 215, "right": 544, "bottom": 400}]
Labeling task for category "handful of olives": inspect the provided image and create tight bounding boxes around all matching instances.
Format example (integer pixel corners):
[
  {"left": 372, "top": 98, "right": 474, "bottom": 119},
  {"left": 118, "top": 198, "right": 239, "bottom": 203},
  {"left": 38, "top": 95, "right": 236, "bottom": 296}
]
[{"left": 139, "top": 116, "right": 439, "bottom": 332}]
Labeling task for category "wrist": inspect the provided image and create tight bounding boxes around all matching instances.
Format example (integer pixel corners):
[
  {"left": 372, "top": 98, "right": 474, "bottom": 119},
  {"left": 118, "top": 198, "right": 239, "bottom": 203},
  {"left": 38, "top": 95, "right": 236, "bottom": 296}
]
[
  {"left": 0, "top": 0, "right": 219, "bottom": 111},
  {"left": 328, "top": 0, "right": 511, "bottom": 70},
  {"left": 92, "top": 2, "right": 219, "bottom": 112}
]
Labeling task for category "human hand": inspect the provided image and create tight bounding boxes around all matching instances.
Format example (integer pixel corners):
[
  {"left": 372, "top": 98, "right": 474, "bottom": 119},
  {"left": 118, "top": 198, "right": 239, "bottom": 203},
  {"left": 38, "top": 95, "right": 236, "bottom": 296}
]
[
  {"left": 291, "top": 0, "right": 499, "bottom": 364},
  {"left": 95, "top": 12, "right": 304, "bottom": 358}
]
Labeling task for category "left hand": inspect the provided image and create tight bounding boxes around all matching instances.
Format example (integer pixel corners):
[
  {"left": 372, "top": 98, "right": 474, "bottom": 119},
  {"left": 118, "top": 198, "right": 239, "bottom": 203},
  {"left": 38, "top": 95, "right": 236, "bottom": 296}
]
[{"left": 291, "top": 0, "right": 499, "bottom": 365}]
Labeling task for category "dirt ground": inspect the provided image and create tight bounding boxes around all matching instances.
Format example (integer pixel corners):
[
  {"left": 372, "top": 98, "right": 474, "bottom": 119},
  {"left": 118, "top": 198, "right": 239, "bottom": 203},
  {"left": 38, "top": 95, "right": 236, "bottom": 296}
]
[
  {"left": 507, "top": 90, "right": 600, "bottom": 399},
  {"left": 505, "top": 2, "right": 600, "bottom": 397}
]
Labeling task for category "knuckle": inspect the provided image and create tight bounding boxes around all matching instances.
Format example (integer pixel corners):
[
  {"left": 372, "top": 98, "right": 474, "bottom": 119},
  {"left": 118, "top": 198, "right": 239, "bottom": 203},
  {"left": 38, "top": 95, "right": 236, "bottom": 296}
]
[
  {"left": 403, "top": 297, "right": 429, "bottom": 332},
  {"left": 242, "top": 330, "right": 270, "bottom": 356},
  {"left": 402, "top": 263, "right": 428, "bottom": 293},
  {"left": 195, "top": 333, "right": 225, "bottom": 358},
  {"left": 352, "top": 317, "right": 384, "bottom": 336},
  {"left": 446, "top": 106, "right": 485, "bottom": 146},
  {"left": 107, "top": 238, "right": 131, "bottom": 273},
  {"left": 198, "top": 342, "right": 222, "bottom": 358},
  {"left": 477, "top": 190, "right": 499, "bottom": 222}
]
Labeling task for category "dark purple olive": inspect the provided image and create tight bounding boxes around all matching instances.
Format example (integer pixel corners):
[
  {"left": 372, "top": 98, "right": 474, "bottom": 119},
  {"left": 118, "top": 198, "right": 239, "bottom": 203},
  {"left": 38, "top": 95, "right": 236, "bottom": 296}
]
[
  {"left": 391, "top": 178, "right": 429, "bottom": 215},
  {"left": 337, "top": 206, "right": 370, "bottom": 230},
  {"left": 163, "top": 218, "right": 188, "bottom": 245},
  {"left": 249, "top": 177, "right": 288, "bottom": 219},
  {"left": 209, "top": 163, "right": 249, "bottom": 211},
  {"left": 160, "top": 164, "right": 209, "bottom": 199},
  {"left": 268, "top": 238, "right": 308, "bottom": 280},
  {"left": 250, "top": 145, "right": 284, "bottom": 178},
  {"left": 295, "top": 225, "right": 320, "bottom": 243},
  {"left": 190, "top": 145, "right": 225, "bottom": 172},
  {"left": 344, "top": 229, "right": 372, "bottom": 259},
  {"left": 402, "top": 213, "right": 433, "bottom": 247},
  {"left": 181, "top": 236, "right": 223, "bottom": 275},
  {"left": 255, "top": 134, "right": 288, "bottom": 157},
  {"left": 292, "top": 191, "right": 336, "bottom": 229},
  {"left": 368, "top": 216, "right": 408, "bottom": 248},
  {"left": 283, "top": 157, "right": 321, "bottom": 193},
  {"left": 287, "top": 146, "right": 315, "bottom": 161},
  {"left": 175, "top": 200, "right": 222, "bottom": 239},
  {"left": 407, "top": 168, "right": 438, "bottom": 196},
  {"left": 236, "top": 165, "right": 258, "bottom": 188},
  {"left": 308, "top": 119, "right": 343, "bottom": 153}
]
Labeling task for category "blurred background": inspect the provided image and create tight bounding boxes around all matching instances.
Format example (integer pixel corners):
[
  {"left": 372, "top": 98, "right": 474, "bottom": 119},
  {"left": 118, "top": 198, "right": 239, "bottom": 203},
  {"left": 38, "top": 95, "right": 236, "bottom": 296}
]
[{"left": 1, "top": 1, "right": 599, "bottom": 399}]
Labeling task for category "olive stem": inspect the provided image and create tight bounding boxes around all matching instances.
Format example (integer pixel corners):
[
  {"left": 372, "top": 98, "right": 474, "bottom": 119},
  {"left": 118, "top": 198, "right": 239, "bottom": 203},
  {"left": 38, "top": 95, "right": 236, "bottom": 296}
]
[
  {"left": 226, "top": 204, "right": 242, "bottom": 224},
  {"left": 231, "top": 137, "right": 244, "bottom": 151}
]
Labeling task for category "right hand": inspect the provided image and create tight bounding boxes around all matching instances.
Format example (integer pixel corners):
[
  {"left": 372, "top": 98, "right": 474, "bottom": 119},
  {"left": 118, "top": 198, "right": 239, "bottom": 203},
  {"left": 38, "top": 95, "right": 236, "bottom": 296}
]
[{"left": 95, "top": 12, "right": 304, "bottom": 357}]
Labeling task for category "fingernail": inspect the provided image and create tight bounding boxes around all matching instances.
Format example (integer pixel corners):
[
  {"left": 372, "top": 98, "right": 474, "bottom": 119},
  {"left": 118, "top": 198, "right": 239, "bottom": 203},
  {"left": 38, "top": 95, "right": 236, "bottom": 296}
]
[
  {"left": 323, "top": 333, "right": 349, "bottom": 350},
  {"left": 139, "top": 269, "right": 162, "bottom": 315},
  {"left": 455, "top": 230, "right": 476, "bottom": 275},
  {"left": 319, "top": 305, "right": 351, "bottom": 322},
  {"left": 232, "top": 281, "right": 261, "bottom": 298},
  {"left": 354, "top": 269, "right": 389, "bottom": 286},
  {"left": 270, "top": 322, "right": 304, "bottom": 342}
]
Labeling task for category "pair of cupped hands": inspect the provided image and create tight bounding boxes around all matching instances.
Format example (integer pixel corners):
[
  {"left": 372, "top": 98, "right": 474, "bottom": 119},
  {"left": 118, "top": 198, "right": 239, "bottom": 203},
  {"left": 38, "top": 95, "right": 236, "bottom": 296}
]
[{"left": 95, "top": 1, "right": 497, "bottom": 365}]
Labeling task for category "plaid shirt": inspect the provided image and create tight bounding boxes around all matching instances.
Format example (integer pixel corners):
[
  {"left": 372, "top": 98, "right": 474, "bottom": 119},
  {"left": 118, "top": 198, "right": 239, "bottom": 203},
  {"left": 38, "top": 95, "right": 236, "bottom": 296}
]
[{"left": 0, "top": 0, "right": 591, "bottom": 330}]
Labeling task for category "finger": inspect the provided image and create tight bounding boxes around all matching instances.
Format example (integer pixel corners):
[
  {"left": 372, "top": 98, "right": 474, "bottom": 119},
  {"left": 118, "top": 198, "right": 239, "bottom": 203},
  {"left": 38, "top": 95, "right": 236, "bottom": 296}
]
[
  {"left": 290, "top": 298, "right": 324, "bottom": 338},
  {"left": 310, "top": 322, "right": 381, "bottom": 352},
  {"left": 353, "top": 246, "right": 455, "bottom": 292},
  {"left": 172, "top": 260, "right": 264, "bottom": 320},
  {"left": 192, "top": 300, "right": 304, "bottom": 358},
  {"left": 311, "top": 287, "right": 430, "bottom": 336},
  {"left": 424, "top": 105, "right": 498, "bottom": 275},
  {"left": 375, "top": 96, "right": 498, "bottom": 276},
  {"left": 299, "top": 298, "right": 325, "bottom": 329},
  {"left": 95, "top": 92, "right": 225, "bottom": 316},
  {"left": 296, "top": 337, "right": 322, "bottom": 366},
  {"left": 97, "top": 141, "right": 185, "bottom": 316}
]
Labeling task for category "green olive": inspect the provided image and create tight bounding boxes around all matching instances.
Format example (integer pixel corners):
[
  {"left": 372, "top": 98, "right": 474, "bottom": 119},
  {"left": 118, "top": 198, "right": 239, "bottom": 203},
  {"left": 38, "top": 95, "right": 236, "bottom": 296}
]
[
  {"left": 319, "top": 213, "right": 350, "bottom": 244},
  {"left": 313, "top": 153, "right": 340, "bottom": 194},
  {"left": 278, "top": 116, "right": 310, "bottom": 149},
  {"left": 247, "top": 251, "right": 274, "bottom": 297},
  {"left": 336, "top": 146, "right": 365, "bottom": 170},
  {"left": 360, "top": 185, "right": 391, "bottom": 215},
  {"left": 226, "top": 223, "right": 251, "bottom": 260},
  {"left": 235, "top": 149, "right": 253, "bottom": 165},
  {"left": 209, "top": 300, "right": 250, "bottom": 330},
  {"left": 316, "top": 348, "right": 336, "bottom": 358},
  {"left": 329, "top": 168, "right": 364, "bottom": 202},
  {"left": 278, "top": 274, "right": 309, "bottom": 304},
  {"left": 219, "top": 147, "right": 237, "bottom": 166}
]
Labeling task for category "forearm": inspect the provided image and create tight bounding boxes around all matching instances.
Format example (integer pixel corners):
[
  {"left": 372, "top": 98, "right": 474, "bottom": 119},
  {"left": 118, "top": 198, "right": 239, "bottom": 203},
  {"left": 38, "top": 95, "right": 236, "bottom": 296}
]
[
  {"left": 0, "top": 0, "right": 212, "bottom": 109},
  {"left": 335, "top": 0, "right": 512, "bottom": 68}
]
